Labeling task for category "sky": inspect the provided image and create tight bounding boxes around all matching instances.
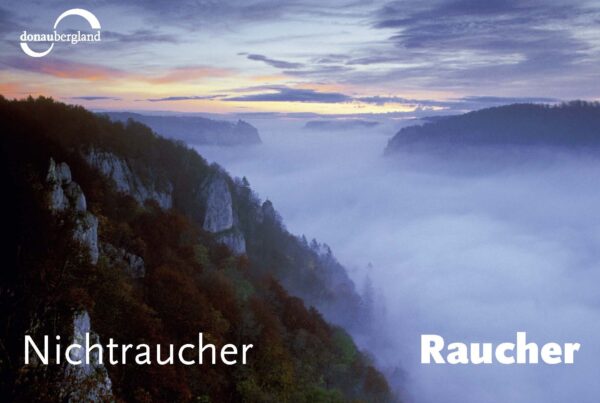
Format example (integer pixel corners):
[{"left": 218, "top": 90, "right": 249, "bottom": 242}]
[{"left": 1, "top": 0, "right": 600, "bottom": 116}]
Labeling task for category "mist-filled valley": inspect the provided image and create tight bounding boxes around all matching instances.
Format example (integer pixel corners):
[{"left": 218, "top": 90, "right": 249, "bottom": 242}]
[{"left": 195, "top": 118, "right": 600, "bottom": 403}]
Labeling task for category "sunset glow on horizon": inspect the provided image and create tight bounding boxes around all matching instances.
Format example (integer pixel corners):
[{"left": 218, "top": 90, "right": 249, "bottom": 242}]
[{"left": 1, "top": 1, "right": 599, "bottom": 116}]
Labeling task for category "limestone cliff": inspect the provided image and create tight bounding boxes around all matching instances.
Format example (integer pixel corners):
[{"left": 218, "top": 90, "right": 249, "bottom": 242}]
[
  {"left": 86, "top": 148, "right": 247, "bottom": 255},
  {"left": 44, "top": 160, "right": 113, "bottom": 400},
  {"left": 86, "top": 149, "right": 173, "bottom": 209},
  {"left": 202, "top": 174, "right": 234, "bottom": 232},
  {"left": 202, "top": 172, "right": 246, "bottom": 254},
  {"left": 64, "top": 311, "right": 113, "bottom": 402},
  {"left": 216, "top": 229, "right": 246, "bottom": 255},
  {"left": 101, "top": 243, "right": 146, "bottom": 278},
  {"left": 46, "top": 159, "right": 99, "bottom": 264}
]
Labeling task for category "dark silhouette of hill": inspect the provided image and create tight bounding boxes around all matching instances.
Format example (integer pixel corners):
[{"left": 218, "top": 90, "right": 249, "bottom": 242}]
[
  {"left": 104, "top": 112, "right": 262, "bottom": 146},
  {"left": 385, "top": 101, "right": 600, "bottom": 154}
]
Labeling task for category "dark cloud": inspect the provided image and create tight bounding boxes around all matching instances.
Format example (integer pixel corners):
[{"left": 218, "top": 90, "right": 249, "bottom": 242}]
[
  {"left": 312, "top": 54, "right": 348, "bottom": 64},
  {"left": 221, "top": 85, "right": 559, "bottom": 111},
  {"left": 38, "top": 0, "right": 295, "bottom": 27},
  {"left": 67, "top": 96, "right": 121, "bottom": 101},
  {"left": 63, "top": 0, "right": 357, "bottom": 31},
  {"left": 0, "top": 7, "right": 23, "bottom": 34},
  {"left": 359, "top": 95, "right": 560, "bottom": 107},
  {"left": 358, "top": 96, "right": 447, "bottom": 107},
  {"left": 295, "top": 0, "right": 595, "bottom": 96},
  {"left": 376, "top": 0, "right": 530, "bottom": 29},
  {"left": 242, "top": 53, "right": 353, "bottom": 76},
  {"left": 345, "top": 56, "right": 398, "bottom": 65},
  {"left": 224, "top": 87, "right": 352, "bottom": 103},
  {"left": 283, "top": 64, "right": 353, "bottom": 77},
  {"left": 245, "top": 53, "right": 304, "bottom": 69},
  {"left": 373, "top": 1, "right": 595, "bottom": 67},
  {"left": 146, "top": 95, "right": 223, "bottom": 102}
]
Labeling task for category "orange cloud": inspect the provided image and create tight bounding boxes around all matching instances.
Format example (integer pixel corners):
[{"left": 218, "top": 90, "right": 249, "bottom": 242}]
[
  {"left": 3, "top": 57, "right": 125, "bottom": 81},
  {"left": 4, "top": 57, "right": 234, "bottom": 85},
  {"left": 0, "top": 82, "right": 22, "bottom": 96}
]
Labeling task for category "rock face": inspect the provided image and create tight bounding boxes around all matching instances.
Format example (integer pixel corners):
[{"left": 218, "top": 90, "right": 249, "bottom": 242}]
[
  {"left": 86, "top": 149, "right": 173, "bottom": 209},
  {"left": 217, "top": 229, "right": 246, "bottom": 255},
  {"left": 202, "top": 173, "right": 246, "bottom": 254},
  {"left": 101, "top": 243, "right": 146, "bottom": 278},
  {"left": 65, "top": 311, "right": 112, "bottom": 402},
  {"left": 47, "top": 159, "right": 99, "bottom": 264},
  {"left": 85, "top": 149, "right": 247, "bottom": 254},
  {"left": 203, "top": 175, "right": 234, "bottom": 233}
]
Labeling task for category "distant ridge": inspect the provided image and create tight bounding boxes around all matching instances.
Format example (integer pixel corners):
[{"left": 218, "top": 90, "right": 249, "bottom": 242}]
[
  {"left": 385, "top": 101, "right": 600, "bottom": 154},
  {"left": 103, "top": 112, "right": 262, "bottom": 146}
]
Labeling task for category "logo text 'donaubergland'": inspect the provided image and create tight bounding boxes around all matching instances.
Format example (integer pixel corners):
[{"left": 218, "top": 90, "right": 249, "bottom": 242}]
[{"left": 20, "top": 8, "right": 101, "bottom": 58}]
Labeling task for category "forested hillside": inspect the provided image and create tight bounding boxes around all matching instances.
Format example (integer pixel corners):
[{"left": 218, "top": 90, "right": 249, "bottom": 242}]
[
  {"left": 0, "top": 96, "right": 394, "bottom": 402},
  {"left": 385, "top": 101, "right": 600, "bottom": 154}
]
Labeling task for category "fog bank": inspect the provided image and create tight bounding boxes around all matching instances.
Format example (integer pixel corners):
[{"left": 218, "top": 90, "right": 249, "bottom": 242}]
[{"left": 195, "top": 119, "right": 600, "bottom": 403}]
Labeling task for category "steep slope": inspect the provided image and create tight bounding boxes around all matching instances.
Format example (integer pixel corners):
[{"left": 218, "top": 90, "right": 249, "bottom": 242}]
[
  {"left": 0, "top": 96, "right": 394, "bottom": 402},
  {"left": 104, "top": 112, "right": 262, "bottom": 146},
  {"left": 385, "top": 101, "right": 600, "bottom": 154}
]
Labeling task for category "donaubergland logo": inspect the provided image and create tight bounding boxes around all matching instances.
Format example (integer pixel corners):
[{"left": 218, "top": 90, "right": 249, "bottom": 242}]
[{"left": 20, "top": 8, "right": 101, "bottom": 58}]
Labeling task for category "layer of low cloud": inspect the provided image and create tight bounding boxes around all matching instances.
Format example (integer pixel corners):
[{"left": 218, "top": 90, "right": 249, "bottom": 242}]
[{"left": 194, "top": 118, "right": 600, "bottom": 403}]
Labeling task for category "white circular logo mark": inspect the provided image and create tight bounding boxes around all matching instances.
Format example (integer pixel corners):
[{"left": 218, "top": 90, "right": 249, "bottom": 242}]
[{"left": 20, "top": 9, "right": 101, "bottom": 58}]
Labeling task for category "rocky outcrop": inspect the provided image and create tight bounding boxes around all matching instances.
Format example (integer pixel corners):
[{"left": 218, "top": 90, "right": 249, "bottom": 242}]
[
  {"left": 47, "top": 160, "right": 85, "bottom": 212},
  {"left": 203, "top": 174, "right": 234, "bottom": 233},
  {"left": 86, "top": 149, "right": 173, "bottom": 209},
  {"left": 47, "top": 159, "right": 99, "bottom": 264},
  {"left": 64, "top": 311, "right": 112, "bottom": 402},
  {"left": 45, "top": 161, "right": 112, "bottom": 399},
  {"left": 216, "top": 229, "right": 246, "bottom": 255},
  {"left": 101, "top": 243, "right": 145, "bottom": 278},
  {"left": 202, "top": 173, "right": 246, "bottom": 254},
  {"left": 230, "top": 120, "right": 262, "bottom": 146}
]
